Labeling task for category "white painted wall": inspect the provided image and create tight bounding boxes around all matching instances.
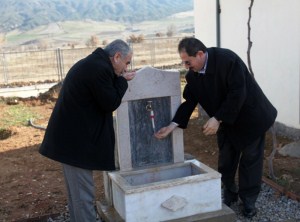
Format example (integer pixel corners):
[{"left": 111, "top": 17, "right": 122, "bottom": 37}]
[
  {"left": 194, "top": 0, "right": 217, "bottom": 47},
  {"left": 194, "top": 0, "right": 300, "bottom": 129}
]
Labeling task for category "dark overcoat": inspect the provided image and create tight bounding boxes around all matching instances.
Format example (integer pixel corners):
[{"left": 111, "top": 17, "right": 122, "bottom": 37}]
[
  {"left": 39, "top": 48, "right": 128, "bottom": 170},
  {"left": 173, "top": 47, "right": 277, "bottom": 147}
]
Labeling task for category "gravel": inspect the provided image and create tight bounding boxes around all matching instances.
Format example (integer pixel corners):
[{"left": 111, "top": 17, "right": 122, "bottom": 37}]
[
  {"left": 48, "top": 183, "right": 300, "bottom": 222},
  {"left": 231, "top": 183, "right": 300, "bottom": 221}
]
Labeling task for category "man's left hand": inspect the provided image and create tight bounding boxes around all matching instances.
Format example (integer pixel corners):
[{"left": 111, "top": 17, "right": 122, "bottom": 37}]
[{"left": 203, "top": 117, "right": 220, "bottom": 136}]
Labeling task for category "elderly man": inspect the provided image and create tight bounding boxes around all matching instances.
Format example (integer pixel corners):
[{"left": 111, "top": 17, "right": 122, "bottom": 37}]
[{"left": 40, "top": 39, "right": 135, "bottom": 221}]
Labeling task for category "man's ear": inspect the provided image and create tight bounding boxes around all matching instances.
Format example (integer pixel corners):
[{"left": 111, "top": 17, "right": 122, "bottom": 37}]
[
  {"left": 197, "top": 51, "right": 205, "bottom": 57},
  {"left": 113, "top": 54, "right": 118, "bottom": 63},
  {"left": 114, "top": 57, "right": 118, "bottom": 64},
  {"left": 114, "top": 52, "right": 122, "bottom": 63}
]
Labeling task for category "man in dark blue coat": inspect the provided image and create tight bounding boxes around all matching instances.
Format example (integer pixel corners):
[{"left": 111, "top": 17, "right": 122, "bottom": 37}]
[
  {"left": 39, "top": 39, "right": 135, "bottom": 221},
  {"left": 155, "top": 37, "right": 277, "bottom": 218}
]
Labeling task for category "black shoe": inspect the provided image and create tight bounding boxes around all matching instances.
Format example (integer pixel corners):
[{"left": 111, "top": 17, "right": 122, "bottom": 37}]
[
  {"left": 224, "top": 191, "right": 238, "bottom": 207},
  {"left": 243, "top": 207, "right": 257, "bottom": 218}
]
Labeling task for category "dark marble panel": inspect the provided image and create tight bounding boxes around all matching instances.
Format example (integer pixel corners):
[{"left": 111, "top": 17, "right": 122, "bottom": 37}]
[{"left": 128, "top": 97, "right": 172, "bottom": 168}]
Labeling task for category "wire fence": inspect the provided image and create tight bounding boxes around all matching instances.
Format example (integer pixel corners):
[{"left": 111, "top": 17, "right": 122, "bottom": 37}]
[{"left": 0, "top": 37, "right": 183, "bottom": 85}]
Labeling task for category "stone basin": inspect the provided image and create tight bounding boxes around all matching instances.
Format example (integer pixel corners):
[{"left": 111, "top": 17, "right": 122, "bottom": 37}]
[{"left": 108, "top": 159, "right": 222, "bottom": 222}]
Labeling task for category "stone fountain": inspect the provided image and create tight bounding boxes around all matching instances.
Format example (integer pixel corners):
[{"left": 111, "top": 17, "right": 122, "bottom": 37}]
[{"left": 97, "top": 66, "right": 235, "bottom": 222}]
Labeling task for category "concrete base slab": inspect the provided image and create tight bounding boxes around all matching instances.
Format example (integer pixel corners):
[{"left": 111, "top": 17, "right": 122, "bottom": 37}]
[{"left": 97, "top": 201, "right": 236, "bottom": 222}]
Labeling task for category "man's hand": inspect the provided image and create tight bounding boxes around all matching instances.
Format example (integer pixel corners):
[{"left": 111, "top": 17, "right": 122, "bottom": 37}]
[
  {"left": 203, "top": 117, "right": 220, "bottom": 136},
  {"left": 154, "top": 123, "right": 177, "bottom": 139},
  {"left": 121, "top": 70, "right": 136, "bottom": 81}
]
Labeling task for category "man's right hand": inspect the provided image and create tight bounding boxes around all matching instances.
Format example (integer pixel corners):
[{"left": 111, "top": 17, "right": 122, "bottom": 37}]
[
  {"left": 154, "top": 123, "right": 177, "bottom": 139},
  {"left": 122, "top": 70, "right": 136, "bottom": 81}
]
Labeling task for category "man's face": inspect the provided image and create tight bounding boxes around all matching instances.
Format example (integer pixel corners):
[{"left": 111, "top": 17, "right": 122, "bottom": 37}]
[
  {"left": 180, "top": 51, "right": 205, "bottom": 73},
  {"left": 112, "top": 52, "right": 132, "bottom": 76}
]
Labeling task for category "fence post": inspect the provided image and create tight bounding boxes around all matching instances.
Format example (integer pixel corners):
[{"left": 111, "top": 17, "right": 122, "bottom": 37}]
[
  {"left": 129, "top": 42, "right": 135, "bottom": 71},
  {"left": 55, "top": 48, "right": 64, "bottom": 81},
  {"left": 1, "top": 53, "right": 8, "bottom": 84},
  {"left": 151, "top": 38, "right": 156, "bottom": 67}
]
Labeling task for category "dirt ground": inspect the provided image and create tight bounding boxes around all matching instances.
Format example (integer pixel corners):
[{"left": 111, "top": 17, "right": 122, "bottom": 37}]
[{"left": 0, "top": 95, "right": 299, "bottom": 221}]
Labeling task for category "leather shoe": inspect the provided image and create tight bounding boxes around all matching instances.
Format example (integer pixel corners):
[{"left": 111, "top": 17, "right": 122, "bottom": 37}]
[
  {"left": 243, "top": 207, "right": 257, "bottom": 218},
  {"left": 224, "top": 191, "right": 238, "bottom": 207}
]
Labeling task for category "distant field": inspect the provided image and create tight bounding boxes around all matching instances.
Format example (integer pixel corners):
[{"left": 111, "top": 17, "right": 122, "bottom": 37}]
[{"left": 2, "top": 11, "right": 194, "bottom": 50}]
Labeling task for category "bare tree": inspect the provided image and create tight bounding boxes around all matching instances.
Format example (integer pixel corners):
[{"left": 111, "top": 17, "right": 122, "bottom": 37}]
[
  {"left": 102, "top": 39, "right": 108, "bottom": 46},
  {"left": 128, "top": 34, "right": 145, "bottom": 43},
  {"left": 86, "top": 35, "right": 99, "bottom": 47},
  {"left": 166, "top": 24, "right": 176, "bottom": 37},
  {"left": 68, "top": 42, "right": 80, "bottom": 49},
  {"left": 155, "top": 32, "right": 164, "bottom": 37},
  {"left": 37, "top": 39, "right": 49, "bottom": 50}
]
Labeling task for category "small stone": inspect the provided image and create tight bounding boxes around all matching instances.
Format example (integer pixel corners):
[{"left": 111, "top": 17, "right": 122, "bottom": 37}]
[{"left": 161, "top": 195, "right": 187, "bottom": 212}]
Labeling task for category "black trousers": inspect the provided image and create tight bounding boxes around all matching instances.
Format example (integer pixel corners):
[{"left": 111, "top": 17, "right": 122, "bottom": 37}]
[{"left": 217, "top": 128, "right": 265, "bottom": 206}]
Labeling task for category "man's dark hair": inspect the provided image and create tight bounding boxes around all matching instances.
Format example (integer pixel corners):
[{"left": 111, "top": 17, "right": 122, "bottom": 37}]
[{"left": 178, "top": 37, "right": 207, "bottom": 56}]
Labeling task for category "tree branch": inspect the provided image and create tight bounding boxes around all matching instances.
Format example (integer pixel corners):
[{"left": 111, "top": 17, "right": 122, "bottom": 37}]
[{"left": 247, "top": 0, "right": 254, "bottom": 77}]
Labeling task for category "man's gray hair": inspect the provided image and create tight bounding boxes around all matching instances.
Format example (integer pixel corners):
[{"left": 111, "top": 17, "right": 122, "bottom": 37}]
[{"left": 104, "top": 39, "right": 132, "bottom": 58}]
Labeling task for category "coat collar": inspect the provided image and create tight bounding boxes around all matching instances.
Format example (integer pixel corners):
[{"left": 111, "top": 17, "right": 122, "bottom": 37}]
[
  {"left": 92, "top": 48, "right": 111, "bottom": 63},
  {"left": 189, "top": 47, "right": 216, "bottom": 77},
  {"left": 92, "top": 47, "right": 115, "bottom": 75},
  {"left": 204, "top": 48, "right": 216, "bottom": 75}
]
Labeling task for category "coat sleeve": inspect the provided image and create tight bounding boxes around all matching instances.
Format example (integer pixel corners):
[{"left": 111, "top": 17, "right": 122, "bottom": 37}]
[
  {"left": 214, "top": 59, "right": 248, "bottom": 125},
  {"left": 89, "top": 68, "right": 128, "bottom": 112},
  {"left": 172, "top": 83, "right": 198, "bottom": 129}
]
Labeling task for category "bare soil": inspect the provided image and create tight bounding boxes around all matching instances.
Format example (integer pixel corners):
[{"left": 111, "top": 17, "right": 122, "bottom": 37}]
[{"left": 0, "top": 96, "right": 299, "bottom": 221}]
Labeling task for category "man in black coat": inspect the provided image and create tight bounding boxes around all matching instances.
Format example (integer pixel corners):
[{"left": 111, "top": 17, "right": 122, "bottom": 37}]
[
  {"left": 39, "top": 39, "right": 135, "bottom": 222},
  {"left": 155, "top": 37, "right": 277, "bottom": 218}
]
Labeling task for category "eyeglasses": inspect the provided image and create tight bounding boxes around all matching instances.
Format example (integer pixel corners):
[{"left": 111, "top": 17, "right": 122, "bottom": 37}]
[{"left": 182, "top": 60, "right": 191, "bottom": 66}]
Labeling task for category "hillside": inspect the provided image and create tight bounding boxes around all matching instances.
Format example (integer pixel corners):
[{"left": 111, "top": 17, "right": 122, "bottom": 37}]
[
  {"left": 1, "top": 11, "right": 194, "bottom": 50},
  {"left": 0, "top": 0, "right": 193, "bottom": 32}
]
